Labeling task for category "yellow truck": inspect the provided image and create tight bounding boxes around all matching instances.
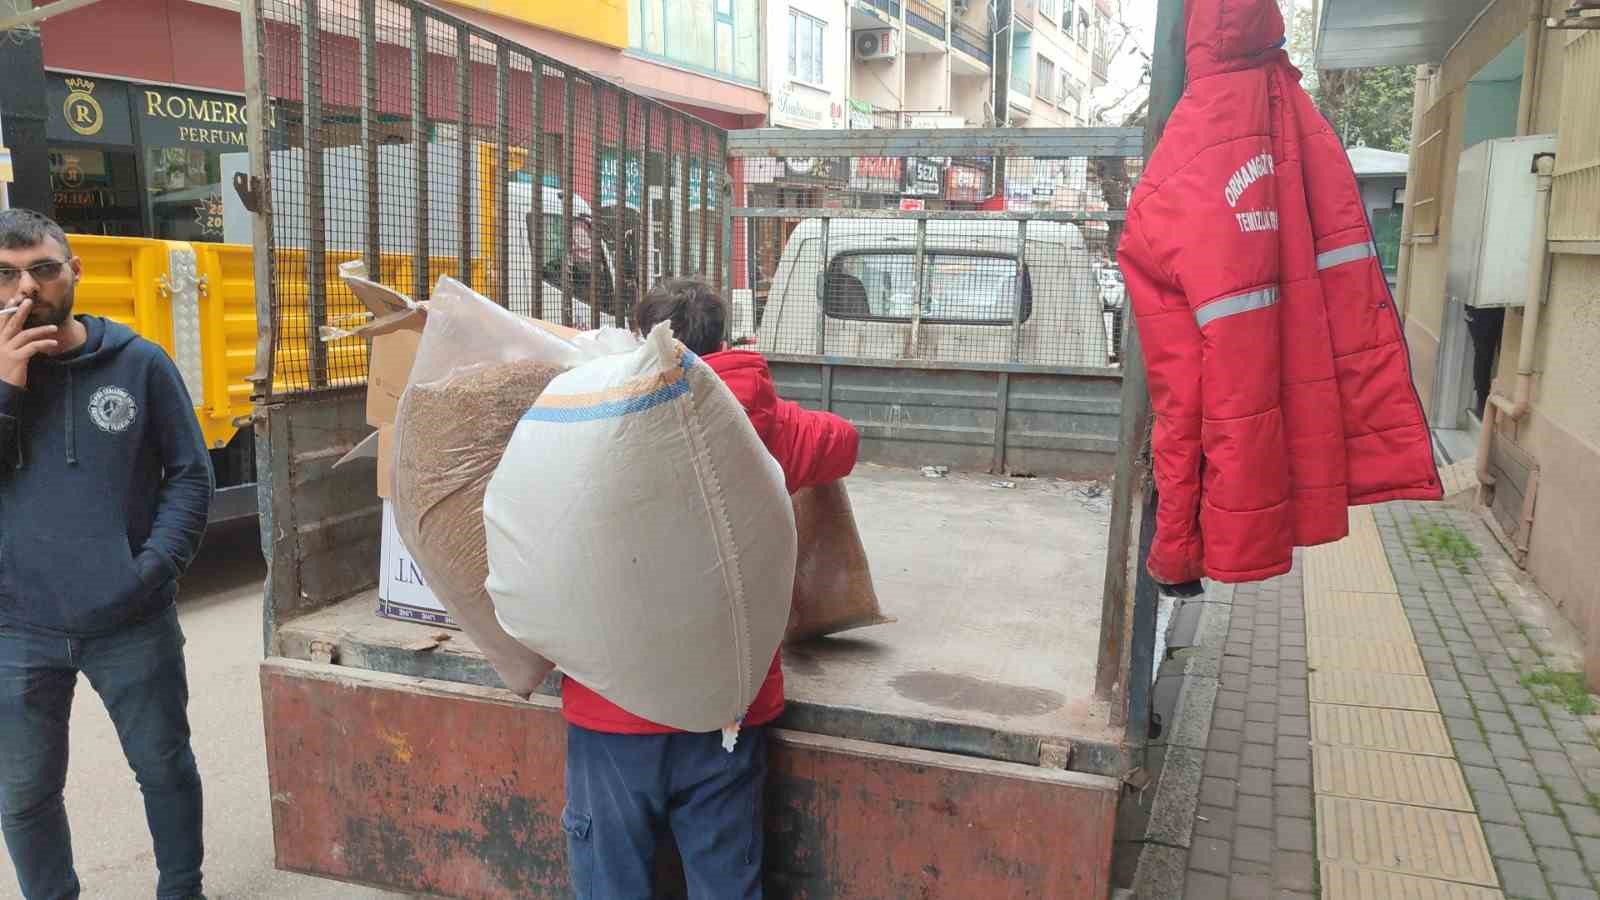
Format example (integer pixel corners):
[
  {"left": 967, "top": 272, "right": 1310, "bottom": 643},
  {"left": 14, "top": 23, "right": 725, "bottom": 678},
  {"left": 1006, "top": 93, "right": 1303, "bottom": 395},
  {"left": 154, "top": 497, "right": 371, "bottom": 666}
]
[{"left": 71, "top": 235, "right": 260, "bottom": 522}]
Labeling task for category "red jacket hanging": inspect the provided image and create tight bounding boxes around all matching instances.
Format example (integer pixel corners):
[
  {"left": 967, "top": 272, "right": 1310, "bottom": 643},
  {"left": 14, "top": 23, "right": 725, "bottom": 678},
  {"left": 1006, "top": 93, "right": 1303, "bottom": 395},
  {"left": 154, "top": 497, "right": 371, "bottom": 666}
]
[{"left": 1117, "top": 0, "right": 1440, "bottom": 586}]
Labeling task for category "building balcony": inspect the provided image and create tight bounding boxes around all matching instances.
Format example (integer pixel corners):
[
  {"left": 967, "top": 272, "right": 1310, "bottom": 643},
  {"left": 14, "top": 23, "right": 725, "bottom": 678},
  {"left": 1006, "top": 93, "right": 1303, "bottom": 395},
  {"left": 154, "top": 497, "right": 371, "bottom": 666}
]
[
  {"left": 857, "top": 0, "right": 903, "bottom": 24},
  {"left": 952, "top": 20, "right": 992, "bottom": 69},
  {"left": 906, "top": 0, "right": 948, "bottom": 43},
  {"left": 1014, "top": 0, "right": 1037, "bottom": 27},
  {"left": 1091, "top": 53, "right": 1110, "bottom": 82}
]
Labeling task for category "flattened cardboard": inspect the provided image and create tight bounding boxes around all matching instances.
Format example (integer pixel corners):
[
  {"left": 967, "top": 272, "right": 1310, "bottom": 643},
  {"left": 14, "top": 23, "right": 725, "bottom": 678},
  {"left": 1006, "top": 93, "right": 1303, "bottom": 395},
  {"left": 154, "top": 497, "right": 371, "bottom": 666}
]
[
  {"left": 366, "top": 327, "right": 423, "bottom": 428},
  {"left": 376, "top": 426, "right": 394, "bottom": 499}
]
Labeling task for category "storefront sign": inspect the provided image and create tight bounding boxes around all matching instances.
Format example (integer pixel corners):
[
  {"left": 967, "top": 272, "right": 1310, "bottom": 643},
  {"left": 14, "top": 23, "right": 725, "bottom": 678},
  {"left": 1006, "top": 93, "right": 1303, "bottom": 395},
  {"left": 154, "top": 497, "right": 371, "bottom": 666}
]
[
  {"left": 47, "top": 76, "right": 134, "bottom": 146},
  {"left": 945, "top": 164, "right": 990, "bottom": 203},
  {"left": 771, "top": 85, "right": 841, "bottom": 130},
  {"left": 781, "top": 157, "right": 845, "bottom": 182},
  {"left": 137, "top": 86, "right": 255, "bottom": 149},
  {"left": 899, "top": 198, "right": 925, "bottom": 211},
  {"left": 847, "top": 99, "right": 874, "bottom": 130},
  {"left": 905, "top": 113, "right": 967, "bottom": 129},
  {"left": 849, "top": 156, "right": 901, "bottom": 193},
  {"left": 902, "top": 156, "right": 945, "bottom": 197}
]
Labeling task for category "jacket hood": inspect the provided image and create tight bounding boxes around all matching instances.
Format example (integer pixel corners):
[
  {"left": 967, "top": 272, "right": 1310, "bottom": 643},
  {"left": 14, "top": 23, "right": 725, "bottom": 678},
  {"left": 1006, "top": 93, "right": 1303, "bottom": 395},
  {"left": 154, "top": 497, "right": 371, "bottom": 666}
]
[
  {"left": 40, "top": 315, "right": 139, "bottom": 368},
  {"left": 1185, "top": 0, "right": 1286, "bottom": 78}
]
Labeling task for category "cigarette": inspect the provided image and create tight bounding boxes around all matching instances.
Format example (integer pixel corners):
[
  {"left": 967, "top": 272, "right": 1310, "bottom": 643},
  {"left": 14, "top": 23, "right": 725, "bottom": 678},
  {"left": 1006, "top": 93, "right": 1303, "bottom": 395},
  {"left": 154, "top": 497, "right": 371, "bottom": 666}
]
[{"left": 0, "top": 308, "right": 19, "bottom": 317}]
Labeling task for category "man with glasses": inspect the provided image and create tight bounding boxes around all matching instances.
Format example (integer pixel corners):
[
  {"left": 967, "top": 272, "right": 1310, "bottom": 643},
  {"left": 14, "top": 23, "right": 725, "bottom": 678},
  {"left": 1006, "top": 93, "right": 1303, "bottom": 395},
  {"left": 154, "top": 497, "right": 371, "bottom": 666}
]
[{"left": 0, "top": 208, "right": 213, "bottom": 900}]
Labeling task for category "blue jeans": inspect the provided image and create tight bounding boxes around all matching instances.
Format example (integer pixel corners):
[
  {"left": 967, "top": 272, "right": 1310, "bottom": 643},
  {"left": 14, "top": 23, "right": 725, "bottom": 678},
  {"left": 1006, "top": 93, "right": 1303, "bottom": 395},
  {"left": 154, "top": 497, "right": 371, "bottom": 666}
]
[
  {"left": 564, "top": 724, "right": 767, "bottom": 900},
  {"left": 0, "top": 605, "right": 203, "bottom": 900}
]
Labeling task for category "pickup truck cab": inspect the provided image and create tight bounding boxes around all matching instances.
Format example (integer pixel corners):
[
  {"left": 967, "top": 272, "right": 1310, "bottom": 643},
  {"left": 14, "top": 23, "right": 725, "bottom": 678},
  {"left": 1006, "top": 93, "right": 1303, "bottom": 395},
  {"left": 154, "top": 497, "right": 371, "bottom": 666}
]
[{"left": 753, "top": 218, "right": 1110, "bottom": 368}]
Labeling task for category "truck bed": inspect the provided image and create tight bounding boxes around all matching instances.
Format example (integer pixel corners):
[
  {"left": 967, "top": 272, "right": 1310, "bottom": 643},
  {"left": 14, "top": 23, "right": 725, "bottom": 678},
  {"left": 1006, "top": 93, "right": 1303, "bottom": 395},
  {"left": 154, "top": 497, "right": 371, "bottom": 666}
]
[{"left": 273, "top": 464, "right": 1123, "bottom": 774}]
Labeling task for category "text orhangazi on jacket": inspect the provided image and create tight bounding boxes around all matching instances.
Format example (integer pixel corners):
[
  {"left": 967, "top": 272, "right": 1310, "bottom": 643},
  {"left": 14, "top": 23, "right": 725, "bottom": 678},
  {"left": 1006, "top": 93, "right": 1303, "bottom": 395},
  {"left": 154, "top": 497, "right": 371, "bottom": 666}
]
[{"left": 1224, "top": 153, "right": 1276, "bottom": 207}]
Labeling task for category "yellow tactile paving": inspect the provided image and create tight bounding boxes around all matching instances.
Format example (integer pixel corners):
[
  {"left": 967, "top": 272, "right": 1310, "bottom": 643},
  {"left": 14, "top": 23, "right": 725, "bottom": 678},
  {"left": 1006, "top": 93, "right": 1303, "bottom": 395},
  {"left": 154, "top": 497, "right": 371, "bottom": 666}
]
[
  {"left": 1308, "top": 636, "right": 1427, "bottom": 675},
  {"left": 1310, "top": 704, "right": 1454, "bottom": 757},
  {"left": 1312, "top": 745, "right": 1475, "bottom": 811},
  {"left": 1321, "top": 863, "right": 1505, "bottom": 900},
  {"left": 1309, "top": 670, "right": 1439, "bottom": 711},
  {"left": 1316, "top": 796, "right": 1498, "bottom": 886},
  {"left": 1305, "top": 508, "right": 1400, "bottom": 595},
  {"left": 1304, "top": 506, "right": 1504, "bottom": 896}
]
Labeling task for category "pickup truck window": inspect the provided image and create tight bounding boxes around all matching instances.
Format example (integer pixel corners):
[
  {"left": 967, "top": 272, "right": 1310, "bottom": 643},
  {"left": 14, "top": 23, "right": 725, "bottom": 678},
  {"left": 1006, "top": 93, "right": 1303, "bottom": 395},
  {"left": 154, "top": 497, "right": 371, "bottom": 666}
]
[{"left": 825, "top": 252, "right": 1033, "bottom": 325}]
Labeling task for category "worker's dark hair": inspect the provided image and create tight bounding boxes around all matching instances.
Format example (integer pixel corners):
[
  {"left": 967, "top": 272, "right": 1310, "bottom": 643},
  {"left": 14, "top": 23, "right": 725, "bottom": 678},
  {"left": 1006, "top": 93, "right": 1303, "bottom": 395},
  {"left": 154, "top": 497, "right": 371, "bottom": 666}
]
[
  {"left": 632, "top": 277, "right": 726, "bottom": 357},
  {"left": 0, "top": 208, "right": 72, "bottom": 256}
]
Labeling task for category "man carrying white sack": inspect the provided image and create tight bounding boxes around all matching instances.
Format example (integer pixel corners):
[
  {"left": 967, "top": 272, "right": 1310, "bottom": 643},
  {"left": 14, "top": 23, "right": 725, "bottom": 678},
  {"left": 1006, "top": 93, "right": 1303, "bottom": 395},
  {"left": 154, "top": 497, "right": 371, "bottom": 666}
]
[{"left": 559, "top": 279, "right": 858, "bottom": 899}]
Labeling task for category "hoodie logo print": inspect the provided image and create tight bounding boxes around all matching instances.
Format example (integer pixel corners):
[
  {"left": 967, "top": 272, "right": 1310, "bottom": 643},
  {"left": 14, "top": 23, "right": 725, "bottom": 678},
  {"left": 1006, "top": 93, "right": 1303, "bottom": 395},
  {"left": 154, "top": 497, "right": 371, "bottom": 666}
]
[{"left": 89, "top": 386, "right": 138, "bottom": 434}]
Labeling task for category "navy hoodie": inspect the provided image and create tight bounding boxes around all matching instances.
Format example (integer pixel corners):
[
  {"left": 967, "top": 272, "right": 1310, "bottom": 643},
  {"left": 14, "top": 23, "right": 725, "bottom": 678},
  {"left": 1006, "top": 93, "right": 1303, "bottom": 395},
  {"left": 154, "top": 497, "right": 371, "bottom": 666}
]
[{"left": 0, "top": 315, "right": 213, "bottom": 636}]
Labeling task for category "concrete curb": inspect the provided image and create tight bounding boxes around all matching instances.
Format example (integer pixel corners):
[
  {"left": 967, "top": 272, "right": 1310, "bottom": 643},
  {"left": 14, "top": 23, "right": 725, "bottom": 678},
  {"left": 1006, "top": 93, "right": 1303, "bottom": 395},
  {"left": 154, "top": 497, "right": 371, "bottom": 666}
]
[{"left": 1129, "top": 582, "right": 1234, "bottom": 900}]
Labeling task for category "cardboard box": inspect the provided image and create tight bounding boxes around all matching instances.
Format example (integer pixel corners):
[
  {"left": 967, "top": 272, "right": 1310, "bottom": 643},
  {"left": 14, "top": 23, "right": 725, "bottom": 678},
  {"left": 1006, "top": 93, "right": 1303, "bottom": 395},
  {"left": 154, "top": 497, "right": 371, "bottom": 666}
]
[{"left": 377, "top": 500, "right": 456, "bottom": 628}]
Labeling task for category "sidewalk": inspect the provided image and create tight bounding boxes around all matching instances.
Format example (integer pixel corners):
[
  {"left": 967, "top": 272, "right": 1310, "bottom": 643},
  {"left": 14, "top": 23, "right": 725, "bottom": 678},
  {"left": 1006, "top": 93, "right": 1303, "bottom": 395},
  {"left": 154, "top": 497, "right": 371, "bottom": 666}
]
[{"left": 1164, "top": 464, "right": 1600, "bottom": 899}]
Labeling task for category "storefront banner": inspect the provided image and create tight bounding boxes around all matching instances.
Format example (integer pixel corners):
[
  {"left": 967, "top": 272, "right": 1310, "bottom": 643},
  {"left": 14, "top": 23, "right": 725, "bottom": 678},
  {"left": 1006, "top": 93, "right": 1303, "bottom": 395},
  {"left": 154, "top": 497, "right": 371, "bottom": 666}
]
[
  {"left": 47, "top": 75, "right": 134, "bottom": 146},
  {"left": 902, "top": 156, "right": 945, "bottom": 197},
  {"left": 847, "top": 98, "right": 874, "bottom": 130},
  {"left": 771, "top": 85, "right": 842, "bottom": 130},
  {"left": 849, "top": 156, "right": 901, "bottom": 193},
  {"left": 946, "top": 164, "right": 990, "bottom": 203}
]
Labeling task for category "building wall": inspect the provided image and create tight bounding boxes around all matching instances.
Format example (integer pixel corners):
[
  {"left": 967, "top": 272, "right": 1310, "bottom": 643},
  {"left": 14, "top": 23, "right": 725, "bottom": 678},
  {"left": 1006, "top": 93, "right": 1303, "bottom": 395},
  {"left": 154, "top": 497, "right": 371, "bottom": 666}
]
[
  {"left": 950, "top": 73, "right": 990, "bottom": 125},
  {"left": 1462, "top": 78, "right": 1522, "bottom": 150},
  {"left": 40, "top": 0, "right": 244, "bottom": 92},
  {"left": 768, "top": 0, "right": 851, "bottom": 129},
  {"left": 905, "top": 53, "right": 948, "bottom": 111},
  {"left": 851, "top": 56, "right": 903, "bottom": 112},
  {"left": 1401, "top": 88, "right": 1467, "bottom": 418},
  {"left": 1399, "top": 0, "right": 1600, "bottom": 680}
]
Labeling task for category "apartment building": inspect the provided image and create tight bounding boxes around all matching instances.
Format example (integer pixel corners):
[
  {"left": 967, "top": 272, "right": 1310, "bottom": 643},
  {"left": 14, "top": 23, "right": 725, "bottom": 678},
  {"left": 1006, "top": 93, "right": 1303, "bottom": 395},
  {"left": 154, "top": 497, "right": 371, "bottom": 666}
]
[
  {"left": 843, "top": 0, "right": 995, "bottom": 127},
  {"left": 1004, "top": 0, "right": 1109, "bottom": 128}
]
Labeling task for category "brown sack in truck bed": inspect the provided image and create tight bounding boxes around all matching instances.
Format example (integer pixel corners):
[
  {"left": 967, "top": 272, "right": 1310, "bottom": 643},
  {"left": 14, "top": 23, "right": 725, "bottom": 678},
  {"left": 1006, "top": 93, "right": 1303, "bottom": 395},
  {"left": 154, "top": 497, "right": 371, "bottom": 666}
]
[
  {"left": 787, "top": 480, "right": 892, "bottom": 642},
  {"left": 392, "top": 360, "right": 564, "bottom": 697}
]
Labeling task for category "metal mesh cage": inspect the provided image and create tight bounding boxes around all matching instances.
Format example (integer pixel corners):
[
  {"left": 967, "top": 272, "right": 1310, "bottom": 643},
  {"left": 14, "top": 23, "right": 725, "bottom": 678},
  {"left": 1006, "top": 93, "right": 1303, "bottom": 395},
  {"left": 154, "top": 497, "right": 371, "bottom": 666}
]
[
  {"left": 250, "top": 0, "right": 728, "bottom": 397},
  {"left": 727, "top": 130, "right": 1143, "bottom": 371}
]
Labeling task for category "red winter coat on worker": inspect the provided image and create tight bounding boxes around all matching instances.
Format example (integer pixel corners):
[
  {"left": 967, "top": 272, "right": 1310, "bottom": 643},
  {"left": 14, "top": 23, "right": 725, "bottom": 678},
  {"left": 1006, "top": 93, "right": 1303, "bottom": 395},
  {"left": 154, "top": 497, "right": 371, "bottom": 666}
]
[
  {"left": 1116, "top": 0, "right": 1440, "bottom": 586},
  {"left": 562, "top": 349, "right": 861, "bottom": 734}
]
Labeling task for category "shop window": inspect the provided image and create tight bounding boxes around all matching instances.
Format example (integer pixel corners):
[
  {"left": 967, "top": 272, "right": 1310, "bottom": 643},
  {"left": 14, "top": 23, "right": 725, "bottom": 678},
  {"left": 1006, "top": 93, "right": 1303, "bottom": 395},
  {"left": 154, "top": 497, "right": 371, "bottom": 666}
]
[
  {"left": 49, "top": 148, "right": 144, "bottom": 238},
  {"left": 634, "top": 0, "right": 760, "bottom": 86},
  {"left": 1552, "top": 32, "right": 1600, "bottom": 245},
  {"left": 145, "top": 146, "right": 226, "bottom": 243}
]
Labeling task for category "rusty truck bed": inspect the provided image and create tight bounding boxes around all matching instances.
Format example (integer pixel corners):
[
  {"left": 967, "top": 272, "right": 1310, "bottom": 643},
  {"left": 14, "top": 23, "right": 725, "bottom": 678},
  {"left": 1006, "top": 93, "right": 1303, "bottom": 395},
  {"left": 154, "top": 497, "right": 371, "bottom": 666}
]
[{"left": 272, "top": 463, "right": 1124, "bottom": 774}]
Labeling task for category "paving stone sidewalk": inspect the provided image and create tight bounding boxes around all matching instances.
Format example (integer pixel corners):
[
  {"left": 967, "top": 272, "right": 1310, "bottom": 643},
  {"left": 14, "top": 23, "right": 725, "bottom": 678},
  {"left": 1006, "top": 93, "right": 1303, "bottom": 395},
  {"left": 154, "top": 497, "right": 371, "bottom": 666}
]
[{"left": 1178, "top": 498, "right": 1600, "bottom": 900}]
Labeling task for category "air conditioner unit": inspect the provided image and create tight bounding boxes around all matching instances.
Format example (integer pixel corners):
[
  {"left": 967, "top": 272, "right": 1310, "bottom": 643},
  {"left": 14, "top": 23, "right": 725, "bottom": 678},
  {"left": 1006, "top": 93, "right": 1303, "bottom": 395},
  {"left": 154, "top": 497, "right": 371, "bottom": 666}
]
[
  {"left": 854, "top": 28, "right": 898, "bottom": 61},
  {"left": 953, "top": 0, "right": 970, "bottom": 13}
]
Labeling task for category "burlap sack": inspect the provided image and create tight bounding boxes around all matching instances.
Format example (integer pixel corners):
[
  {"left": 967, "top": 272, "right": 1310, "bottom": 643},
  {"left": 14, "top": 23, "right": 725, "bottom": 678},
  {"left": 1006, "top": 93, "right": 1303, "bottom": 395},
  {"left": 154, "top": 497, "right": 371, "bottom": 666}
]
[{"left": 786, "top": 481, "right": 892, "bottom": 642}]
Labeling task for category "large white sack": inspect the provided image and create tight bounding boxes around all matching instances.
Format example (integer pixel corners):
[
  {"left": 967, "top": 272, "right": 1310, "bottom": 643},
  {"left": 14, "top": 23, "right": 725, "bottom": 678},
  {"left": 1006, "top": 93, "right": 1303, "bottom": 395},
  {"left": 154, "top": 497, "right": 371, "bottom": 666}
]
[{"left": 484, "top": 322, "right": 798, "bottom": 733}]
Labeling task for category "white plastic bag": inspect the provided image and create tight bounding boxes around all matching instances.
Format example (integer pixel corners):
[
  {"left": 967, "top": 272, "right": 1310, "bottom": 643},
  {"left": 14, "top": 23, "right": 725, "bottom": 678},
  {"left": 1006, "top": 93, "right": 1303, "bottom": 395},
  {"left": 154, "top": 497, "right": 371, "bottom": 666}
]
[
  {"left": 484, "top": 323, "right": 798, "bottom": 732},
  {"left": 389, "top": 278, "right": 631, "bottom": 698}
]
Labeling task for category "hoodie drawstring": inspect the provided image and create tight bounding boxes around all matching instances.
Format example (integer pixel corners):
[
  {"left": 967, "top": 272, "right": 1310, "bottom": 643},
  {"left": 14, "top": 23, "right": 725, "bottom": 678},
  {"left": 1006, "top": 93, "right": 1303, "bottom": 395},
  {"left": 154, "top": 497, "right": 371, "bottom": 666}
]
[{"left": 65, "top": 369, "right": 77, "bottom": 466}]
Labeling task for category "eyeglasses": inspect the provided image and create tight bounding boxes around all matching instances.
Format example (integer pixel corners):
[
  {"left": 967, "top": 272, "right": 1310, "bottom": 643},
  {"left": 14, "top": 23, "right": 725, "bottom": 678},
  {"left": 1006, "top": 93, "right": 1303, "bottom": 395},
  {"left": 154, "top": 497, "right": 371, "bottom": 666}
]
[{"left": 0, "top": 260, "right": 70, "bottom": 288}]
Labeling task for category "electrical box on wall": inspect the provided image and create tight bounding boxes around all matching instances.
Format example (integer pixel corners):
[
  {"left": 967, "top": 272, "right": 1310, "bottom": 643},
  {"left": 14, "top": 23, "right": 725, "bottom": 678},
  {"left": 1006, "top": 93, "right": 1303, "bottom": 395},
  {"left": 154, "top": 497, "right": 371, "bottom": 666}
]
[{"left": 1447, "top": 133, "right": 1558, "bottom": 309}]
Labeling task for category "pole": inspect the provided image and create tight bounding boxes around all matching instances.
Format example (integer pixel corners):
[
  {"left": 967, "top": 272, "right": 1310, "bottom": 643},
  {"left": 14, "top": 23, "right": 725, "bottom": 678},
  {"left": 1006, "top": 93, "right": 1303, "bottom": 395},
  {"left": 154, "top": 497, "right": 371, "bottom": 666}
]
[
  {"left": 1094, "top": 0, "right": 1187, "bottom": 736},
  {"left": 0, "top": 110, "right": 10, "bottom": 210}
]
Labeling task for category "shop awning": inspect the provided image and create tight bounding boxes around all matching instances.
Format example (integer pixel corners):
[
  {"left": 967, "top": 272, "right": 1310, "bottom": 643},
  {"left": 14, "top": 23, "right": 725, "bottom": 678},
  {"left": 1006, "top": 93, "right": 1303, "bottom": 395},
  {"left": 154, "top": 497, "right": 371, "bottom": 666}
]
[{"left": 1315, "top": 0, "right": 1495, "bottom": 70}]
